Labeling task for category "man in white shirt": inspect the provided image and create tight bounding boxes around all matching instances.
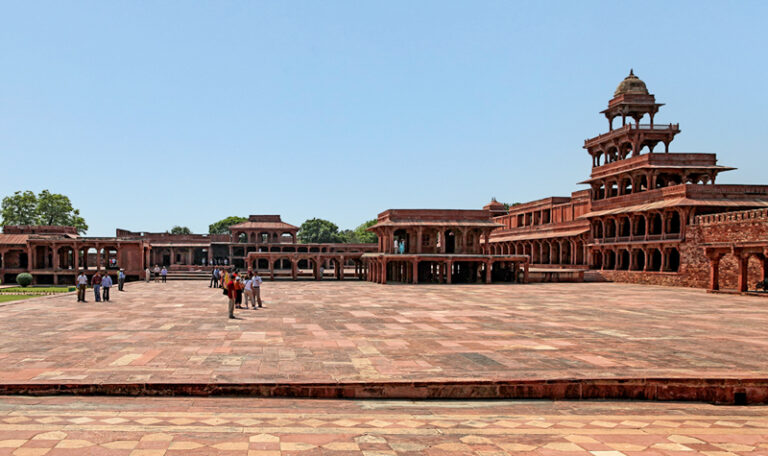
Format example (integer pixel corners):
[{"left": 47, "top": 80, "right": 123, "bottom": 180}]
[
  {"left": 76, "top": 271, "right": 88, "bottom": 302},
  {"left": 243, "top": 273, "right": 255, "bottom": 308},
  {"left": 252, "top": 273, "right": 263, "bottom": 308}
]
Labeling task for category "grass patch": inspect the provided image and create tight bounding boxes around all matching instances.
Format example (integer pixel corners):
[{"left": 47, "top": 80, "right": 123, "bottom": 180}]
[
  {"left": 0, "top": 295, "right": 35, "bottom": 303},
  {"left": 0, "top": 286, "right": 75, "bottom": 294}
]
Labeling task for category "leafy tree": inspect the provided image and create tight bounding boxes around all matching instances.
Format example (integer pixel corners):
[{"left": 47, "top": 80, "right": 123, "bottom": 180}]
[
  {"left": 502, "top": 202, "right": 521, "bottom": 211},
  {"left": 353, "top": 219, "right": 378, "bottom": 243},
  {"left": 36, "top": 190, "right": 88, "bottom": 233},
  {"left": 1, "top": 191, "right": 38, "bottom": 226},
  {"left": 1, "top": 190, "right": 88, "bottom": 234},
  {"left": 339, "top": 229, "right": 357, "bottom": 243},
  {"left": 208, "top": 216, "right": 247, "bottom": 234},
  {"left": 170, "top": 226, "right": 192, "bottom": 235},
  {"left": 298, "top": 218, "right": 344, "bottom": 243}
]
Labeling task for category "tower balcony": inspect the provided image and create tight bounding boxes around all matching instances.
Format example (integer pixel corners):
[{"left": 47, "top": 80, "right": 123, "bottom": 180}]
[{"left": 585, "top": 123, "right": 680, "bottom": 149}]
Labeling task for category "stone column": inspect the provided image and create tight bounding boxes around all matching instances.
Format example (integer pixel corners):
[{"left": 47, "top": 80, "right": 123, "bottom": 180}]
[
  {"left": 52, "top": 247, "right": 59, "bottom": 271},
  {"left": 412, "top": 260, "right": 418, "bottom": 284},
  {"left": 446, "top": 261, "right": 453, "bottom": 284},
  {"left": 485, "top": 261, "right": 492, "bottom": 284},
  {"left": 416, "top": 228, "right": 423, "bottom": 254},
  {"left": 339, "top": 257, "right": 345, "bottom": 280}
]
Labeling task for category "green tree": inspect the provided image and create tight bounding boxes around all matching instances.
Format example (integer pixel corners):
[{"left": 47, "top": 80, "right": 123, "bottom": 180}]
[
  {"left": 36, "top": 190, "right": 88, "bottom": 233},
  {"left": 1, "top": 191, "right": 38, "bottom": 226},
  {"left": 339, "top": 229, "right": 358, "bottom": 243},
  {"left": 353, "top": 219, "right": 378, "bottom": 243},
  {"left": 1, "top": 190, "right": 88, "bottom": 234},
  {"left": 208, "top": 216, "right": 247, "bottom": 234},
  {"left": 297, "top": 218, "right": 344, "bottom": 243},
  {"left": 170, "top": 226, "right": 192, "bottom": 235}
]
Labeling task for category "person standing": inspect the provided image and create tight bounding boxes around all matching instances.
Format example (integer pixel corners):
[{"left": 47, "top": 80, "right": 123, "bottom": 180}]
[
  {"left": 153, "top": 265, "right": 160, "bottom": 283},
  {"left": 210, "top": 267, "right": 218, "bottom": 288},
  {"left": 243, "top": 273, "right": 255, "bottom": 308},
  {"left": 76, "top": 271, "right": 88, "bottom": 302},
  {"left": 235, "top": 275, "right": 244, "bottom": 309},
  {"left": 226, "top": 273, "right": 236, "bottom": 318},
  {"left": 145, "top": 267, "right": 151, "bottom": 283},
  {"left": 118, "top": 269, "right": 125, "bottom": 291},
  {"left": 252, "top": 272, "right": 263, "bottom": 308},
  {"left": 91, "top": 271, "right": 102, "bottom": 302},
  {"left": 101, "top": 273, "right": 113, "bottom": 302},
  {"left": 161, "top": 266, "right": 168, "bottom": 283}
]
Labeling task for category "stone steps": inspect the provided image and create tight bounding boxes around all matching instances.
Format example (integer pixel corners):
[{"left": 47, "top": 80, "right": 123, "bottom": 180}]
[{"left": 164, "top": 271, "right": 210, "bottom": 281}]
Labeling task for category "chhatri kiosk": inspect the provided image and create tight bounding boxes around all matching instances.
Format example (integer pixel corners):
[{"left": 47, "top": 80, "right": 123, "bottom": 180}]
[{"left": 363, "top": 209, "right": 529, "bottom": 284}]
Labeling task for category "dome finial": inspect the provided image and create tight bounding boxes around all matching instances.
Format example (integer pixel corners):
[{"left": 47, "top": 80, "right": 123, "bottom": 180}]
[{"left": 629, "top": 68, "right": 634, "bottom": 76}]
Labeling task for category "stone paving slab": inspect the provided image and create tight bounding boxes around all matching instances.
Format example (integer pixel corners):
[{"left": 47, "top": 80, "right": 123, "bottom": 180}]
[
  {"left": 0, "top": 281, "right": 767, "bottom": 385},
  {"left": 0, "top": 396, "right": 767, "bottom": 455}
]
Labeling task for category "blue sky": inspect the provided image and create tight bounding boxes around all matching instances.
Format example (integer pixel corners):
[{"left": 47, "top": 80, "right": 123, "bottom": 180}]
[{"left": 2, "top": 1, "right": 766, "bottom": 236}]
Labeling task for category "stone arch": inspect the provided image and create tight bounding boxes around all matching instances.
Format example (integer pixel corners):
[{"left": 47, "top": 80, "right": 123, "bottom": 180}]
[
  {"left": 666, "top": 211, "right": 682, "bottom": 234},
  {"left": 618, "top": 216, "right": 631, "bottom": 237},
  {"left": 605, "top": 218, "right": 617, "bottom": 238},
  {"left": 632, "top": 214, "right": 646, "bottom": 237},
  {"left": 618, "top": 249, "right": 630, "bottom": 270},
  {"left": 592, "top": 249, "right": 603, "bottom": 269},
  {"left": 648, "top": 248, "right": 663, "bottom": 271},
  {"left": 237, "top": 232, "right": 247, "bottom": 243},
  {"left": 631, "top": 249, "right": 645, "bottom": 271},
  {"left": 665, "top": 248, "right": 681, "bottom": 272},
  {"left": 648, "top": 212, "right": 663, "bottom": 235},
  {"left": 593, "top": 220, "right": 604, "bottom": 239},
  {"left": 604, "top": 249, "right": 616, "bottom": 269}
]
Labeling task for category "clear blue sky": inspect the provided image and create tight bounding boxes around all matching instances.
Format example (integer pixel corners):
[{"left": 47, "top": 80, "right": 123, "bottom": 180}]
[{"left": 2, "top": 1, "right": 766, "bottom": 236}]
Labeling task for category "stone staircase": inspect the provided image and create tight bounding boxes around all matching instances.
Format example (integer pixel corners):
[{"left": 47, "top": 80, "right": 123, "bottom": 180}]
[{"left": 165, "top": 270, "right": 211, "bottom": 281}]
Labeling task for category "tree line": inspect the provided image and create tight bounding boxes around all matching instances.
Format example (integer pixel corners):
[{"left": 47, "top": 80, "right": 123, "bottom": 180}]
[{"left": 2, "top": 191, "right": 378, "bottom": 243}]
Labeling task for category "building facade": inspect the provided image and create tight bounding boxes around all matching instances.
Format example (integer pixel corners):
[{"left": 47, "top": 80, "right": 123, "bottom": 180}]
[
  {"left": 2, "top": 71, "right": 767, "bottom": 290},
  {"left": 486, "top": 71, "right": 768, "bottom": 291}
]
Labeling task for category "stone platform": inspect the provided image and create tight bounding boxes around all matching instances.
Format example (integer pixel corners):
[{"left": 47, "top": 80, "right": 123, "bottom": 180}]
[
  {"left": 1, "top": 281, "right": 768, "bottom": 403},
  {"left": 0, "top": 396, "right": 767, "bottom": 455}
]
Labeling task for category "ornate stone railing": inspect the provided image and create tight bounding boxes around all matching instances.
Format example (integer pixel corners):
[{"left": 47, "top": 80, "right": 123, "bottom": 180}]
[{"left": 694, "top": 208, "right": 768, "bottom": 226}]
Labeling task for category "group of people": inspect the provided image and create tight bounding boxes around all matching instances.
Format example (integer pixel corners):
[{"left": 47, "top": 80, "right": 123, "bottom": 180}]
[
  {"left": 210, "top": 267, "right": 263, "bottom": 318},
  {"left": 75, "top": 269, "right": 126, "bottom": 302},
  {"left": 144, "top": 265, "right": 168, "bottom": 283}
]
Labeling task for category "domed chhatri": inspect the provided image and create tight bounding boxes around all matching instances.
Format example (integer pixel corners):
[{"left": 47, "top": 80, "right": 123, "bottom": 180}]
[{"left": 614, "top": 69, "right": 649, "bottom": 97}]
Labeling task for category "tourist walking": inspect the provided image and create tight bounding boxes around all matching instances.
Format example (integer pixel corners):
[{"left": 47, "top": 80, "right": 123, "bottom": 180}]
[
  {"left": 153, "top": 265, "right": 160, "bottom": 283},
  {"left": 118, "top": 268, "right": 125, "bottom": 291},
  {"left": 252, "top": 272, "right": 263, "bottom": 307},
  {"left": 161, "top": 266, "right": 168, "bottom": 283},
  {"left": 101, "top": 273, "right": 113, "bottom": 302},
  {"left": 76, "top": 271, "right": 88, "bottom": 302},
  {"left": 91, "top": 271, "right": 102, "bottom": 302},
  {"left": 210, "top": 267, "right": 219, "bottom": 288}
]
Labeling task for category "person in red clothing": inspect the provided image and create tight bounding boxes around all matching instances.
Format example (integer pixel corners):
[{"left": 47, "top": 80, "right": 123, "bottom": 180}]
[{"left": 226, "top": 274, "right": 237, "bottom": 319}]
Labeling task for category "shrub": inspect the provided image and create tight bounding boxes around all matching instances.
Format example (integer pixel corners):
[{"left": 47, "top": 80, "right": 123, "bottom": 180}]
[{"left": 16, "top": 273, "right": 33, "bottom": 287}]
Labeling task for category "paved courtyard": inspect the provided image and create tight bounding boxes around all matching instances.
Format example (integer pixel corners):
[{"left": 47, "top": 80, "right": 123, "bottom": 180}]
[
  {"left": 0, "top": 396, "right": 767, "bottom": 455},
  {"left": 0, "top": 281, "right": 767, "bottom": 385}
]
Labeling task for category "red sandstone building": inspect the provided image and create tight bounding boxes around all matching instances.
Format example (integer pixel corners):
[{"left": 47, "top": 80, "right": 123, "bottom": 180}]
[
  {"left": 486, "top": 70, "right": 768, "bottom": 292},
  {"left": 1, "top": 71, "right": 767, "bottom": 291}
]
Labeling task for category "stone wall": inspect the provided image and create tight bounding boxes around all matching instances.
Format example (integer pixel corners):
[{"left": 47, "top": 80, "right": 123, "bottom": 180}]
[{"left": 594, "top": 208, "right": 768, "bottom": 290}]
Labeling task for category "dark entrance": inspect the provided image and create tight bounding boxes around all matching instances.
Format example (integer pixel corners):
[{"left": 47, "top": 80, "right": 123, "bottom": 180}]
[{"left": 444, "top": 230, "right": 456, "bottom": 254}]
